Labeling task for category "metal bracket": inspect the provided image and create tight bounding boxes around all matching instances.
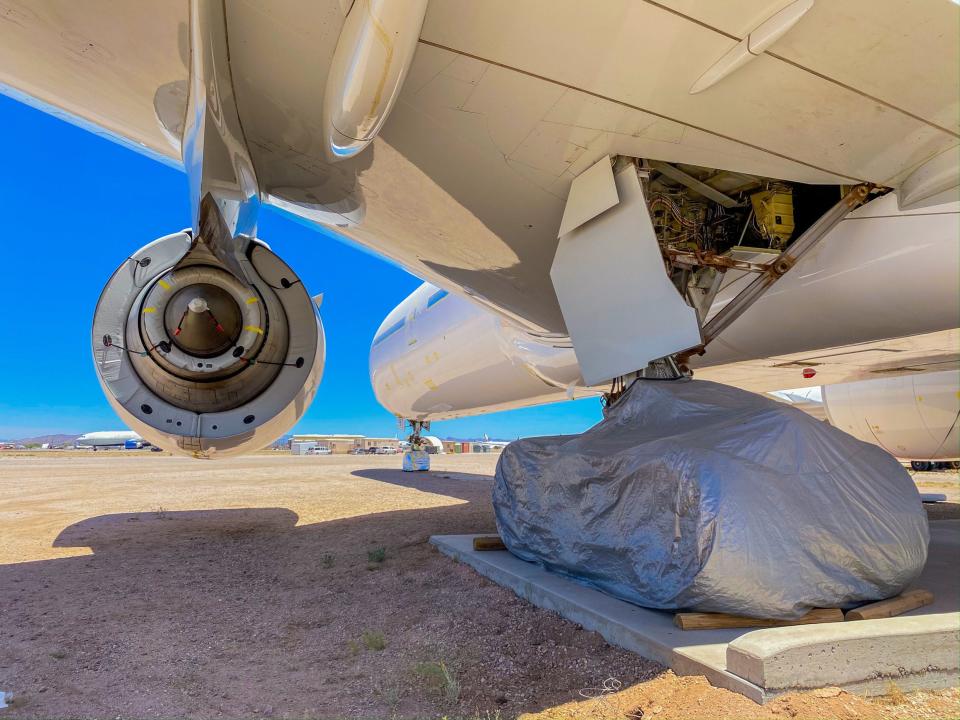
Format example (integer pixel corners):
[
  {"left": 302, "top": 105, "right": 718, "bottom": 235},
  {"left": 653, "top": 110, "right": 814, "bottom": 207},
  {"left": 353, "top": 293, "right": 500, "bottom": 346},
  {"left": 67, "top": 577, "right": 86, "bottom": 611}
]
[
  {"left": 665, "top": 247, "right": 770, "bottom": 274},
  {"left": 647, "top": 160, "right": 743, "bottom": 208}
]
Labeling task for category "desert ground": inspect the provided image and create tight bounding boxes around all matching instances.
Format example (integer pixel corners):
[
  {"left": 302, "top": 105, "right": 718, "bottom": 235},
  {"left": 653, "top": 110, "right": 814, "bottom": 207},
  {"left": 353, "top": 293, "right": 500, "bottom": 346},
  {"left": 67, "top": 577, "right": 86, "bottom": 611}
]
[{"left": 0, "top": 451, "right": 957, "bottom": 719}]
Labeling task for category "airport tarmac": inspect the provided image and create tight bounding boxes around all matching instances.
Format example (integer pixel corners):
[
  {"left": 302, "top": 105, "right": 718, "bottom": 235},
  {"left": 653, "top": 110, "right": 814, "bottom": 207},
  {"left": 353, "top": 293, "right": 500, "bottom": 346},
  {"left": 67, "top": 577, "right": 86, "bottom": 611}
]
[{"left": 0, "top": 452, "right": 957, "bottom": 719}]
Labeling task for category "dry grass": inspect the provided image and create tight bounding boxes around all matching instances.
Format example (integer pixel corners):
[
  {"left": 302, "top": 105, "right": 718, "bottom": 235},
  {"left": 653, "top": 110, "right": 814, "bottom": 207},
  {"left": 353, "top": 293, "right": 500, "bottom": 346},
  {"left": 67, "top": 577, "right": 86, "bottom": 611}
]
[{"left": 363, "top": 630, "right": 388, "bottom": 651}]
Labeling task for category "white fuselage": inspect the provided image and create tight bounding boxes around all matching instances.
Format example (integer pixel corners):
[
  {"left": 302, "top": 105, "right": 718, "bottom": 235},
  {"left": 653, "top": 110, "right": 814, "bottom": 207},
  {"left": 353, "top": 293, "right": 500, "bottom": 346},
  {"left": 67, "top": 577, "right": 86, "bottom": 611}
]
[
  {"left": 75, "top": 431, "right": 143, "bottom": 448},
  {"left": 371, "top": 193, "right": 959, "bottom": 421}
]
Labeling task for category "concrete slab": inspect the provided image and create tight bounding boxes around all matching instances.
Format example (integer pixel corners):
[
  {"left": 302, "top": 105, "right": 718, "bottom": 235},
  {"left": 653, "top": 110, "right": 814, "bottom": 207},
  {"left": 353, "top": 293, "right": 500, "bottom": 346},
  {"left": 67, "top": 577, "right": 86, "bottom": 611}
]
[
  {"left": 727, "top": 614, "right": 959, "bottom": 696},
  {"left": 430, "top": 519, "right": 960, "bottom": 703}
]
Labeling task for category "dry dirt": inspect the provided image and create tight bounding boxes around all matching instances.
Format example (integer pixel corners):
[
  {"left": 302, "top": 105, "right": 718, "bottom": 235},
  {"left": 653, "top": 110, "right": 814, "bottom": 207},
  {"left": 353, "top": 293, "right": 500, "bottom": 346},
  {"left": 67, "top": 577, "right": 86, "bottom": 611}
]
[{"left": 0, "top": 452, "right": 956, "bottom": 719}]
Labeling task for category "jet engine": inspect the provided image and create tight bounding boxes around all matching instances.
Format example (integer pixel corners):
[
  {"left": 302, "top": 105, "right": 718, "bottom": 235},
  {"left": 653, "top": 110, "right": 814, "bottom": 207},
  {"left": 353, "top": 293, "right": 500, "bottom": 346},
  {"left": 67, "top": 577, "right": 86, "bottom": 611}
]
[
  {"left": 92, "top": 231, "right": 324, "bottom": 458},
  {"left": 822, "top": 370, "right": 959, "bottom": 462}
]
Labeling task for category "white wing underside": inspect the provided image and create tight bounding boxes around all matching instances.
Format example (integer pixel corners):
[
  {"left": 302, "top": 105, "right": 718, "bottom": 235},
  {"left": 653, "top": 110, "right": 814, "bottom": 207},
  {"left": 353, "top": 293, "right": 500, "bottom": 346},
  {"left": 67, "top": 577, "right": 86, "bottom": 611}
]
[{"left": 0, "top": 0, "right": 957, "bottom": 334}]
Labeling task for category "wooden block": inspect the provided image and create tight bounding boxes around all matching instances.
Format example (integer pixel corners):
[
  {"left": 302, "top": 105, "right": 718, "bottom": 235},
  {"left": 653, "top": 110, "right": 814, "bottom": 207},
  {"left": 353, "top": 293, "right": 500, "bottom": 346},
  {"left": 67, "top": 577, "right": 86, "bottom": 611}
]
[
  {"left": 472, "top": 536, "right": 506, "bottom": 551},
  {"left": 673, "top": 607, "right": 844, "bottom": 630},
  {"left": 845, "top": 589, "right": 934, "bottom": 621}
]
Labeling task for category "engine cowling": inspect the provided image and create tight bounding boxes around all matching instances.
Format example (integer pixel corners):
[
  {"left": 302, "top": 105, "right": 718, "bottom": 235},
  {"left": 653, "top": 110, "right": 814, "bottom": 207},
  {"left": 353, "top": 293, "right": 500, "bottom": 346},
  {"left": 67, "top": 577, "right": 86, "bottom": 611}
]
[
  {"left": 822, "top": 370, "right": 959, "bottom": 461},
  {"left": 92, "top": 231, "right": 324, "bottom": 458}
]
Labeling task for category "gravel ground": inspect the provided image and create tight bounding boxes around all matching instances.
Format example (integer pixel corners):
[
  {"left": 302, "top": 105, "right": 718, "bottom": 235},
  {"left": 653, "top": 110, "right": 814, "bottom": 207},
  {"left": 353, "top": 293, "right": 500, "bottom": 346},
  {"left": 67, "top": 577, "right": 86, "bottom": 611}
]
[{"left": 0, "top": 452, "right": 956, "bottom": 719}]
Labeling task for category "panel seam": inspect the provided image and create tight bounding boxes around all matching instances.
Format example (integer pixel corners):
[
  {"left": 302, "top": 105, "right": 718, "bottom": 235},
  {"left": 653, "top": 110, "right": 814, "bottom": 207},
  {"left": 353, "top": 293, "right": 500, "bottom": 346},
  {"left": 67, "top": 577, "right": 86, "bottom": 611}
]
[{"left": 417, "top": 38, "right": 865, "bottom": 182}]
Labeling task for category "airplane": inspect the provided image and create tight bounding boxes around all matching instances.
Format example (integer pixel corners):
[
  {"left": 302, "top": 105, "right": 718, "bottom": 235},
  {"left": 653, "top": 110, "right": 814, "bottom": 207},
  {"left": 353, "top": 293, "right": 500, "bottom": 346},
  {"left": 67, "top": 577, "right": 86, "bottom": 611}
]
[
  {"left": 0, "top": 0, "right": 957, "bottom": 458},
  {"left": 768, "top": 375, "right": 960, "bottom": 469},
  {"left": 75, "top": 430, "right": 145, "bottom": 449}
]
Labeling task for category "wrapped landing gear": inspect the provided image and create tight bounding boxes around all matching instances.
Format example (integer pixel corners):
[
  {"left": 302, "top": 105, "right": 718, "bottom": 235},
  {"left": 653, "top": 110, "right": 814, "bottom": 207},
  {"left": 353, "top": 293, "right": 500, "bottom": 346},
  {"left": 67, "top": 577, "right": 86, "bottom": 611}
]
[{"left": 402, "top": 419, "right": 431, "bottom": 472}]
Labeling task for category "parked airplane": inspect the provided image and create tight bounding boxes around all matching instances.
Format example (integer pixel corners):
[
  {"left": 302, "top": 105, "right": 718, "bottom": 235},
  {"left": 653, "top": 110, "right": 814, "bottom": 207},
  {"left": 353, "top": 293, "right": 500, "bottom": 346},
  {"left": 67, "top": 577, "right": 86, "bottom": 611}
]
[
  {"left": 1, "top": 0, "right": 956, "bottom": 457},
  {"left": 821, "top": 371, "right": 960, "bottom": 466},
  {"left": 75, "top": 431, "right": 145, "bottom": 449},
  {"left": 768, "top": 373, "right": 960, "bottom": 465}
]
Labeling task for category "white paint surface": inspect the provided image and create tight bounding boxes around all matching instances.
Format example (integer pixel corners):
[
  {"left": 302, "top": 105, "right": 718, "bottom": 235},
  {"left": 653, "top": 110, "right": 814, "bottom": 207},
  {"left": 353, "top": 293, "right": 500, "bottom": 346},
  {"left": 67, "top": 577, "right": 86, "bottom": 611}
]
[
  {"left": 556, "top": 156, "right": 619, "bottom": 237},
  {"left": 551, "top": 166, "right": 701, "bottom": 385}
]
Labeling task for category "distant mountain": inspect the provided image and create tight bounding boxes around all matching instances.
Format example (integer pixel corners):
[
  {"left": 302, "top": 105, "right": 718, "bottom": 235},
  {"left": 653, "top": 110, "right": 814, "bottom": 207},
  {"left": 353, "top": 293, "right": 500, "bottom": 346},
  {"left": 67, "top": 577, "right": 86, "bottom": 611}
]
[{"left": 2, "top": 433, "right": 80, "bottom": 446}]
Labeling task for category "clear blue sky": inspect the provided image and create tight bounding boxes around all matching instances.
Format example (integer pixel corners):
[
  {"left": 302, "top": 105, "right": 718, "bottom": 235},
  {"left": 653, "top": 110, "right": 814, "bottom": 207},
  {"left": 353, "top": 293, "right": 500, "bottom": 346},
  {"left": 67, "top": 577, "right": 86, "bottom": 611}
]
[{"left": 0, "top": 93, "right": 603, "bottom": 440}]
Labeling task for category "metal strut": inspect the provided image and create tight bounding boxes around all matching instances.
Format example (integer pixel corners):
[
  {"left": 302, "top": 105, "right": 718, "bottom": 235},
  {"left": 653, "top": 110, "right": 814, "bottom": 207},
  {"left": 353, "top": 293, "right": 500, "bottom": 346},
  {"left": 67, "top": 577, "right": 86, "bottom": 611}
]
[
  {"left": 677, "top": 183, "right": 874, "bottom": 364},
  {"left": 406, "top": 419, "right": 430, "bottom": 450}
]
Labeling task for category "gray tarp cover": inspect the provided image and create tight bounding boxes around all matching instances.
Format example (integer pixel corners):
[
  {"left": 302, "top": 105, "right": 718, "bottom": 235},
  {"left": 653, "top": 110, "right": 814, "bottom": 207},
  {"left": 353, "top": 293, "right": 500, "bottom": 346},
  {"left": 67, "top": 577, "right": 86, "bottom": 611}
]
[{"left": 494, "top": 379, "right": 929, "bottom": 619}]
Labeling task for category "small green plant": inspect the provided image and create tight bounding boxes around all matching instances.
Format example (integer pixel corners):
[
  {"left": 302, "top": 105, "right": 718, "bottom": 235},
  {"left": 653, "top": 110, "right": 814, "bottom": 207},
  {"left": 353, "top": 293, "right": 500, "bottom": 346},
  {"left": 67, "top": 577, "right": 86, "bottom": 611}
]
[
  {"left": 322, "top": 553, "right": 335, "bottom": 568},
  {"left": 49, "top": 650, "right": 67, "bottom": 660},
  {"left": 346, "top": 639, "right": 360, "bottom": 656},
  {"left": 413, "top": 660, "right": 461, "bottom": 702},
  {"left": 375, "top": 683, "right": 402, "bottom": 712},
  {"left": 362, "top": 630, "right": 386, "bottom": 651},
  {"left": 367, "top": 546, "right": 386, "bottom": 563}
]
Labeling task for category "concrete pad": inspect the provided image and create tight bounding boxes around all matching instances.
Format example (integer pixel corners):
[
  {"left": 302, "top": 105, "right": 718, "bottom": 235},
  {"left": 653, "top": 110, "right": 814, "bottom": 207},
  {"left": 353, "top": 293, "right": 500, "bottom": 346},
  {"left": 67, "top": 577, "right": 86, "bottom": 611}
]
[
  {"left": 430, "top": 519, "right": 959, "bottom": 703},
  {"left": 728, "top": 614, "right": 959, "bottom": 696}
]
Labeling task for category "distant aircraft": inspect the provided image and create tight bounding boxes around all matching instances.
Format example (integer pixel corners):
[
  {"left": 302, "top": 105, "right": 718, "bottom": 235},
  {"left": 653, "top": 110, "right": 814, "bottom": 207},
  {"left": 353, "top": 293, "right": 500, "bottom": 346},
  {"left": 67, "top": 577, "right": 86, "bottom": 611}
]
[
  {"left": 2, "top": 1, "right": 956, "bottom": 457},
  {"left": 75, "top": 431, "right": 144, "bottom": 450}
]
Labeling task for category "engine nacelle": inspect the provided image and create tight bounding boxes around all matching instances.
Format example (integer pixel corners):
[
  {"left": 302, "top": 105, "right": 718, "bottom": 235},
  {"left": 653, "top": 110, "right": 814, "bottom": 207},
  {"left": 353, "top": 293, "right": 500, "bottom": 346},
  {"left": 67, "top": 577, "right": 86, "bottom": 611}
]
[
  {"left": 822, "top": 370, "right": 960, "bottom": 461},
  {"left": 92, "top": 231, "right": 324, "bottom": 458}
]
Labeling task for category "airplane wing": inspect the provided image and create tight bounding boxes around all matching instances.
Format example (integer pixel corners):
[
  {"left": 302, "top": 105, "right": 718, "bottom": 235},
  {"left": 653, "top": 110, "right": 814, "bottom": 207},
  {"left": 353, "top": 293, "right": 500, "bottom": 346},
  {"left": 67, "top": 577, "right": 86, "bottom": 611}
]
[{"left": 2, "top": 0, "right": 957, "bottom": 335}]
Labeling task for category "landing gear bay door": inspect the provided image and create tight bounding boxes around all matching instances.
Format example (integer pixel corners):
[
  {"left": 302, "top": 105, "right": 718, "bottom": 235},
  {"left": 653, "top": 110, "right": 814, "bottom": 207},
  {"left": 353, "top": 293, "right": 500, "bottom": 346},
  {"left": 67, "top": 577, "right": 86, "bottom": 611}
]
[{"left": 550, "top": 157, "right": 701, "bottom": 386}]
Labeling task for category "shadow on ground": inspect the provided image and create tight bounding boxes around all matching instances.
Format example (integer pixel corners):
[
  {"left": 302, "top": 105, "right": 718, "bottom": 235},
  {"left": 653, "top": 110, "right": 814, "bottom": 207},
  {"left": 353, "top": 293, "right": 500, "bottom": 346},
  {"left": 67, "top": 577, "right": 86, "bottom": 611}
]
[
  {"left": 0, "top": 467, "right": 660, "bottom": 719},
  {"left": 923, "top": 501, "right": 960, "bottom": 521}
]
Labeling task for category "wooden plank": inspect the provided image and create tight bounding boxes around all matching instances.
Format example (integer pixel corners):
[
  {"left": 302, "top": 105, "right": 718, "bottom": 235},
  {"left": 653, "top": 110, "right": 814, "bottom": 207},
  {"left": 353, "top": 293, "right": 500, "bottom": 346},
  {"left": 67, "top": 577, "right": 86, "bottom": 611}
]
[
  {"left": 472, "top": 536, "right": 506, "bottom": 551},
  {"left": 673, "top": 607, "right": 843, "bottom": 630},
  {"left": 845, "top": 589, "right": 934, "bottom": 621}
]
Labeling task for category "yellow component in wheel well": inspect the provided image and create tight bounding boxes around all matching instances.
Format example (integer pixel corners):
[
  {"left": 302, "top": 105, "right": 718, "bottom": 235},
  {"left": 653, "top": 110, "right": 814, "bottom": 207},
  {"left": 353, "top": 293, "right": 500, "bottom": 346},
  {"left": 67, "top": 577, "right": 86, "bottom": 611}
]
[{"left": 751, "top": 189, "right": 794, "bottom": 246}]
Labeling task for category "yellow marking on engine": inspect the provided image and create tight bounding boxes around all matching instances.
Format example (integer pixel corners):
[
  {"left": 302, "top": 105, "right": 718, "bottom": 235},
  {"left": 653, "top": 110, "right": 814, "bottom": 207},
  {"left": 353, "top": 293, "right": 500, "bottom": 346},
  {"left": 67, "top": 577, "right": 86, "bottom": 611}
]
[
  {"left": 246, "top": 297, "right": 258, "bottom": 304},
  {"left": 143, "top": 307, "right": 156, "bottom": 314},
  {"left": 158, "top": 279, "right": 171, "bottom": 290},
  {"left": 244, "top": 325, "right": 264, "bottom": 335}
]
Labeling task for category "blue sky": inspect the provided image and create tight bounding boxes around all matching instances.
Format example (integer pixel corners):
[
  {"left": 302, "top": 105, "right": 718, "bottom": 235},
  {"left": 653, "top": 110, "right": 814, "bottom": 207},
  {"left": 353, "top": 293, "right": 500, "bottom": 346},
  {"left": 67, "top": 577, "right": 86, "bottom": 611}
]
[{"left": 0, "top": 93, "right": 602, "bottom": 440}]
